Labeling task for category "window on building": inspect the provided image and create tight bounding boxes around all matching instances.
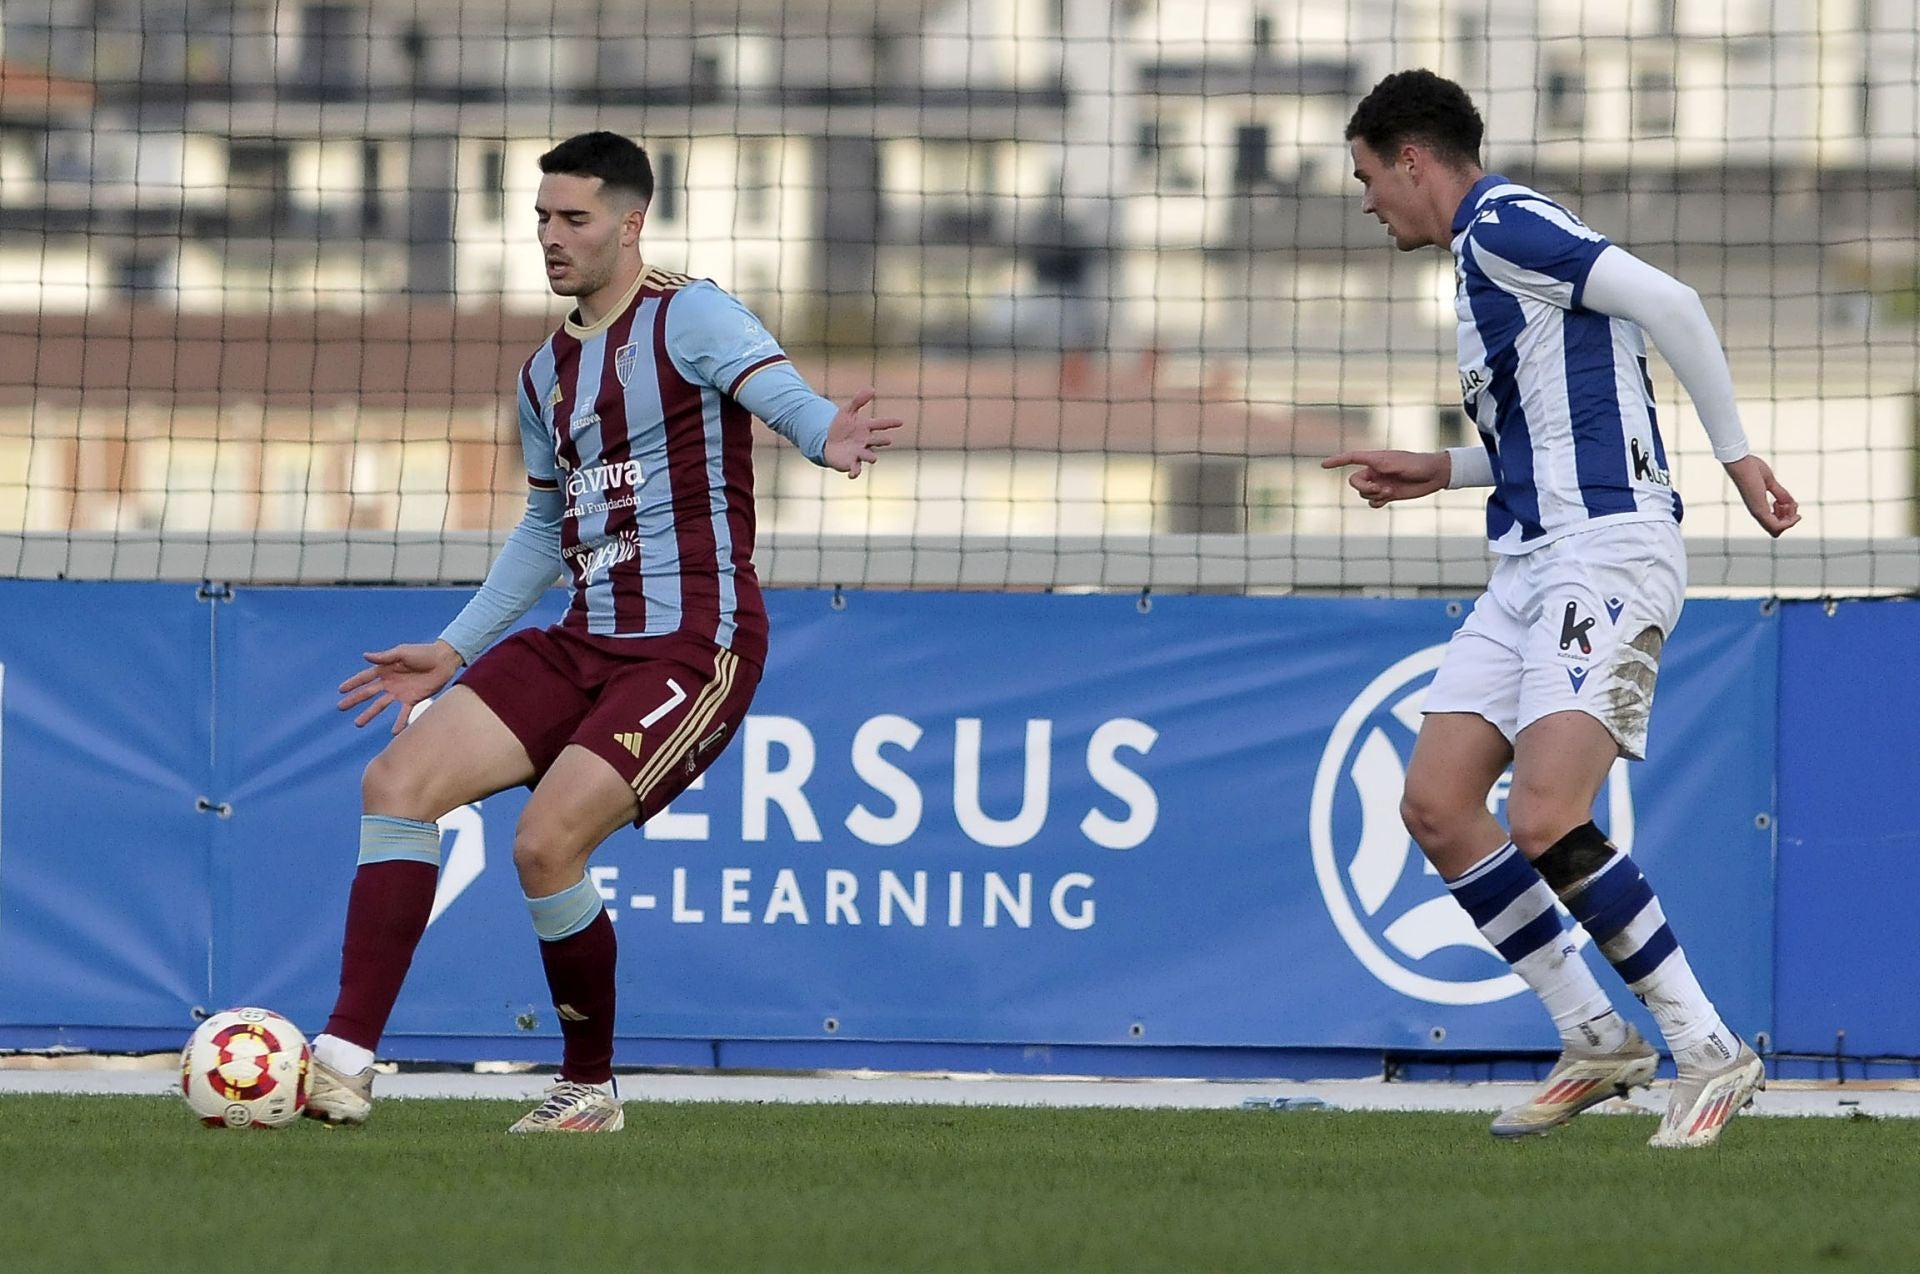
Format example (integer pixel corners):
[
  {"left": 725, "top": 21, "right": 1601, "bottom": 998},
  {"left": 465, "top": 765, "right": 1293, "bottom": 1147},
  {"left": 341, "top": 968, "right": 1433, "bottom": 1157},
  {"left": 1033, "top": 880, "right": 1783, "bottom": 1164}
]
[
  {"left": 89, "top": 4, "right": 144, "bottom": 80},
  {"left": 1138, "top": 119, "right": 1199, "bottom": 191},
  {"left": 654, "top": 149, "right": 680, "bottom": 222},
  {"left": 117, "top": 255, "right": 165, "bottom": 300},
  {"left": 300, "top": 4, "right": 360, "bottom": 90},
  {"left": 1436, "top": 406, "right": 1471, "bottom": 448},
  {"left": 1253, "top": 11, "right": 1274, "bottom": 50},
  {"left": 1634, "top": 66, "right": 1676, "bottom": 138},
  {"left": 917, "top": 142, "right": 996, "bottom": 237},
  {"left": 361, "top": 141, "right": 384, "bottom": 232},
  {"left": 480, "top": 144, "right": 505, "bottom": 224},
  {"left": 1455, "top": 14, "right": 1485, "bottom": 82},
  {"left": 1231, "top": 124, "right": 1271, "bottom": 190},
  {"left": 691, "top": 53, "right": 722, "bottom": 95},
  {"left": 921, "top": 141, "right": 973, "bottom": 197},
  {"left": 1540, "top": 67, "right": 1586, "bottom": 135},
  {"left": 974, "top": 143, "right": 1000, "bottom": 200},
  {"left": 1135, "top": 121, "right": 1160, "bottom": 163},
  {"left": 228, "top": 141, "right": 291, "bottom": 223},
  {"left": 739, "top": 140, "right": 773, "bottom": 229},
  {"left": 43, "top": 130, "right": 93, "bottom": 182},
  {"left": 398, "top": 21, "right": 429, "bottom": 81},
  {"left": 503, "top": 33, "right": 558, "bottom": 90}
]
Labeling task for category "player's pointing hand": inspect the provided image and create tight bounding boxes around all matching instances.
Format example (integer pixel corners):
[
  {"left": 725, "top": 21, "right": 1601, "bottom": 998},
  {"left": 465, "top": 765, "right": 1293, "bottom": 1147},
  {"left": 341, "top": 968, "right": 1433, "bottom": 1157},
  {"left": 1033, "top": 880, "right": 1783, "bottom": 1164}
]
[
  {"left": 1322, "top": 449, "right": 1451, "bottom": 508},
  {"left": 823, "top": 387, "right": 905, "bottom": 479}
]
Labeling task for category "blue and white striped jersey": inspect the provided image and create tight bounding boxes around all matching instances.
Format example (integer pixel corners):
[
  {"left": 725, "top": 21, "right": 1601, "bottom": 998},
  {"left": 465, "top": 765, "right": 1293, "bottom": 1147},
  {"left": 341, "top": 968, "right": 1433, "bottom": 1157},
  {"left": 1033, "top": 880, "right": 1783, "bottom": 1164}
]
[{"left": 1452, "top": 174, "right": 1682, "bottom": 553}]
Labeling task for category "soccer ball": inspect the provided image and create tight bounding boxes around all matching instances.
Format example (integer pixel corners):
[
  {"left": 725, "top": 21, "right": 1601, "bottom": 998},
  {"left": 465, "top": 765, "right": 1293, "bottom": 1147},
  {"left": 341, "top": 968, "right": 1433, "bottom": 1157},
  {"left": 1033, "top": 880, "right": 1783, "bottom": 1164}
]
[{"left": 179, "top": 1007, "right": 311, "bottom": 1129}]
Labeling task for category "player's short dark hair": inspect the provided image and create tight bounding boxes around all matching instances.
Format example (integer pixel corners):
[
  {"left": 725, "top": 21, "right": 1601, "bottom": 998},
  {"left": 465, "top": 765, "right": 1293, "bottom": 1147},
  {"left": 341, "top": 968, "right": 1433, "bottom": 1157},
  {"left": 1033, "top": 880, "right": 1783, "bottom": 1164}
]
[
  {"left": 1345, "top": 69, "right": 1484, "bottom": 169},
  {"left": 539, "top": 131, "right": 655, "bottom": 207}
]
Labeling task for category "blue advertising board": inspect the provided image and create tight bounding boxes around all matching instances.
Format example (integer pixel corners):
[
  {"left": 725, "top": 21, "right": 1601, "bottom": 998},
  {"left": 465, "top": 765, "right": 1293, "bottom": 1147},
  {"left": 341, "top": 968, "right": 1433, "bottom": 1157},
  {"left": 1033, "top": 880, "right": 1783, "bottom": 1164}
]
[
  {"left": 0, "top": 580, "right": 1788, "bottom": 1067},
  {"left": 1774, "top": 598, "right": 1920, "bottom": 1060},
  {"left": 0, "top": 583, "right": 214, "bottom": 1028}
]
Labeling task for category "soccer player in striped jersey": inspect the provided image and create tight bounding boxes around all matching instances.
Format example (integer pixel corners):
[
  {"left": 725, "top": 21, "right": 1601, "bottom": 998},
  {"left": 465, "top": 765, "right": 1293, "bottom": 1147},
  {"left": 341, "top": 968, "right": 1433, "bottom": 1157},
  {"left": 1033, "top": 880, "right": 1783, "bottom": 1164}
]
[
  {"left": 306, "top": 131, "right": 903, "bottom": 1133},
  {"left": 1325, "top": 71, "right": 1797, "bottom": 1148}
]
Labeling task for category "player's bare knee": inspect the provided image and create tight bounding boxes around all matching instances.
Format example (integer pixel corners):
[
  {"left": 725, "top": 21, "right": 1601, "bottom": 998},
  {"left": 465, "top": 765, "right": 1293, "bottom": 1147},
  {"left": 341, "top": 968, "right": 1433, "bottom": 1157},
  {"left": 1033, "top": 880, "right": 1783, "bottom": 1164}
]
[
  {"left": 360, "top": 750, "right": 412, "bottom": 816},
  {"left": 360, "top": 749, "right": 442, "bottom": 822},
  {"left": 1400, "top": 783, "right": 1469, "bottom": 854},
  {"left": 1399, "top": 791, "right": 1437, "bottom": 847},
  {"left": 1506, "top": 797, "right": 1582, "bottom": 858},
  {"left": 510, "top": 822, "right": 578, "bottom": 889}
]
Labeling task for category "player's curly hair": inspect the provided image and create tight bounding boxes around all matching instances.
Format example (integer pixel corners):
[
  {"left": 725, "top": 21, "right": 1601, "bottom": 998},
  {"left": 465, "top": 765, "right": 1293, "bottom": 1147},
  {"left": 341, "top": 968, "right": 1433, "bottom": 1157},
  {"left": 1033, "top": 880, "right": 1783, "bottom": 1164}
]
[
  {"left": 539, "top": 131, "right": 655, "bottom": 207},
  {"left": 1345, "top": 70, "right": 1484, "bottom": 169}
]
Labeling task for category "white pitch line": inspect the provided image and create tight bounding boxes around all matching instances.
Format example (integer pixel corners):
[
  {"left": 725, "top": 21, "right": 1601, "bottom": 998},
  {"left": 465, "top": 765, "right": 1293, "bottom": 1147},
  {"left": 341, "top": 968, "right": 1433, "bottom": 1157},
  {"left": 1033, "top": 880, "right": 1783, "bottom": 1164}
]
[{"left": 3, "top": 1068, "right": 1917, "bottom": 1119}]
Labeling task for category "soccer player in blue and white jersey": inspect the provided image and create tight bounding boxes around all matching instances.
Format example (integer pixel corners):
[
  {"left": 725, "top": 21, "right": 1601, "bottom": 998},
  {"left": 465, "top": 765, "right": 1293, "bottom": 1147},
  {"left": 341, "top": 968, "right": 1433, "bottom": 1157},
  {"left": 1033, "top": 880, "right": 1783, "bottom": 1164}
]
[
  {"left": 304, "top": 132, "right": 902, "bottom": 1133},
  {"left": 1325, "top": 71, "right": 1798, "bottom": 1148}
]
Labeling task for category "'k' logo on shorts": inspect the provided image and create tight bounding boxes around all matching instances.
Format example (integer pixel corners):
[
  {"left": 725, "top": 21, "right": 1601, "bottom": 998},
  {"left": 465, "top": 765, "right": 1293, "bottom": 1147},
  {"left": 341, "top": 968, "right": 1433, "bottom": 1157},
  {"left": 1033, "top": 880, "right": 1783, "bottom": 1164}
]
[{"left": 1559, "top": 601, "right": 1595, "bottom": 655}]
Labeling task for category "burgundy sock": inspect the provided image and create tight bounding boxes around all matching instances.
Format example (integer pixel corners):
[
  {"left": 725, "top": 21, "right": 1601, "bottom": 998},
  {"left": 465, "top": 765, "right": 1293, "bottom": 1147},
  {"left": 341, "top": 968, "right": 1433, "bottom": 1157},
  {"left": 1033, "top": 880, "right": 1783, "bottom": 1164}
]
[
  {"left": 539, "top": 910, "right": 618, "bottom": 1085},
  {"left": 321, "top": 859, "right": 439, "bottom": 1050}
]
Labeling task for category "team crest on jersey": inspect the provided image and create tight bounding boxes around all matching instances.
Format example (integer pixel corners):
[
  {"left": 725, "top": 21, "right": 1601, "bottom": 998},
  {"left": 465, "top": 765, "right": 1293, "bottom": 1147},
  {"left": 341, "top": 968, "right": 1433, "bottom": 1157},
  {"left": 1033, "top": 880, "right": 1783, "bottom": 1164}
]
[{"left": 614, "top": 341, "right": 641, "bottom": 388}]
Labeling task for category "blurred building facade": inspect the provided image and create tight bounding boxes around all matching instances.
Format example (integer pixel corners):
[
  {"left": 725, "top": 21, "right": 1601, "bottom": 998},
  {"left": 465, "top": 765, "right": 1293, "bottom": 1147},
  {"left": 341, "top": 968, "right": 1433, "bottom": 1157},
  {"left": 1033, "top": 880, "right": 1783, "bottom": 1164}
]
[{"left": 0, "top": 0, "right": 1915, "bottom": 560}]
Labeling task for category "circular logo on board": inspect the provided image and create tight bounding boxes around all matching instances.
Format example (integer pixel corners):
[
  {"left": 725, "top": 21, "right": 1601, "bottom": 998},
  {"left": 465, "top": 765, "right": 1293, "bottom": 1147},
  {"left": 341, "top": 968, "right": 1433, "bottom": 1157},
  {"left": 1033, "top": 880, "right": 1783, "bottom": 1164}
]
[{"left": 1309, "top": 645, "right": 1634, "bottom": 1006}]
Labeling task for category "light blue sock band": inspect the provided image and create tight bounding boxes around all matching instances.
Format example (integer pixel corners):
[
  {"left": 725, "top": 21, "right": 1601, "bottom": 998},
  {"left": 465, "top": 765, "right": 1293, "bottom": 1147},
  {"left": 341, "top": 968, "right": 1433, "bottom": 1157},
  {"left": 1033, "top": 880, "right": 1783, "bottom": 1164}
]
[
  {"left": 526, "top": 876, "right": 602, "bottom": 941},
  {"left": 357, "top": 814, "right": 443, "bottom": 867}
]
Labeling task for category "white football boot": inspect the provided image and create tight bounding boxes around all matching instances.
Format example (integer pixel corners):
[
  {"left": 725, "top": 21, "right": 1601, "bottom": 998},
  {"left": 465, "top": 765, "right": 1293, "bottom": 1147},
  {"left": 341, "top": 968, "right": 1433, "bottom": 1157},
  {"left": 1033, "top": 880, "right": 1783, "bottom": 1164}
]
[
  {"left": 507, "top": 1079, "right": 625, "bottom": 1134},
  {"left": 1490, "top": 1025, "right": 1660, "bottom": 1138},
  {"left": 1649, "top": 1045, "right": 1765, "bottom": 1149},
  {"left": 303, "top": 1058, "right": 375, "bottom": 1126}
]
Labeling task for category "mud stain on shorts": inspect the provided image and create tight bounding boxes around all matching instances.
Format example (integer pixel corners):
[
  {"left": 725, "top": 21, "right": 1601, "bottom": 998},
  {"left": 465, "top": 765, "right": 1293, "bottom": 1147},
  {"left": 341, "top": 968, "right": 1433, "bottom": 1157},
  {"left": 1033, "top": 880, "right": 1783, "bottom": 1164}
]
[{"left": 1602, "top": 626, "right": 1665, "bottom": 740}]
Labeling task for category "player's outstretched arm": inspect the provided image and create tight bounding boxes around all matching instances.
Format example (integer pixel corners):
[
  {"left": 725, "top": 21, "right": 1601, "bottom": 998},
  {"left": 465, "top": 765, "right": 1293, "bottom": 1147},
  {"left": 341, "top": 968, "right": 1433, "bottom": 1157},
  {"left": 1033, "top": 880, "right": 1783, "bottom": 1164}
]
[
  {"left": 1580, "top": 249, "right": 1801, "bottom": 538},
  {"left": 1723, "top": 453, "right": 1800, "bottom": 537},
  {"left": 822, "top": 388, "right": 904, "bottom": 479},
  {"left": 666, "top": 283, "right": 906, "bottom": 478},
  {"left": 338, "top": 640, "right": 465, "bottom": 735},
  {"left": 1322, "top": 449, "right": 1453, "bottom": 508}
]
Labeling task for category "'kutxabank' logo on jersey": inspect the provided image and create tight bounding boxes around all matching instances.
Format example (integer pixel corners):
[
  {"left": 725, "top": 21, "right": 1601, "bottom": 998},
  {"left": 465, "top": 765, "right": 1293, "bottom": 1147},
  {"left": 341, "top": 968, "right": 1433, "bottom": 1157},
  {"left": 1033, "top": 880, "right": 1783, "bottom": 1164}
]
[{"left": 1308, "top": 645, "right": 1635, "bottom": 1006}]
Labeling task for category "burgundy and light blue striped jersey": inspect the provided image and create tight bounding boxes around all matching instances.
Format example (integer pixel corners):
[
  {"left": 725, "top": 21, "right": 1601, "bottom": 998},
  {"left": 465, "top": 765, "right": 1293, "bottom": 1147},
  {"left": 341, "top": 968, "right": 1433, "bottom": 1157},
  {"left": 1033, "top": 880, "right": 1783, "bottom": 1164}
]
[{"left": 516, "top": 266, "right": 794, "bottom": 666}]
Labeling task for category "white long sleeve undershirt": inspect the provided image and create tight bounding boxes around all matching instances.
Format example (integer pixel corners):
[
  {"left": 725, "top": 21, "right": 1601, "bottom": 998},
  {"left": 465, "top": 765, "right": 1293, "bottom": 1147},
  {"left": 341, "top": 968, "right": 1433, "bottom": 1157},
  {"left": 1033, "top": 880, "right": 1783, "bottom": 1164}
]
[
  {"left": 1580, "top": 244, "right": 1751, "bottom": 464},
  {"left": 1445, "top": 444, "right": 1495, "bottom": 489}
]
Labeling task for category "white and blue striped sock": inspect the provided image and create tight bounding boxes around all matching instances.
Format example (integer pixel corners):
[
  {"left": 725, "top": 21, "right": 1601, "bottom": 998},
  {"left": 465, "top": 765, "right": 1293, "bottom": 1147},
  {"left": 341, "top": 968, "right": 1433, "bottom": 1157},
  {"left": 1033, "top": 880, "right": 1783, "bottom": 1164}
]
[
  {"left": 1446, "top": 844, "right": 1625, "bottom": 1051},
  {"left": 1552, "top": 840, "right": 1737, "bottom": 1075}
]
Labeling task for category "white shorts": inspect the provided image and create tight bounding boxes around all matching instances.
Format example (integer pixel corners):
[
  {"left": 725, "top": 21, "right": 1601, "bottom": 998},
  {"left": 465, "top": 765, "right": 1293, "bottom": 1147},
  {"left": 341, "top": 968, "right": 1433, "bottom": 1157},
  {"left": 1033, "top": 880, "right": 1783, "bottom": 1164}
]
[{"left": 1423, "top": 521, "right": 1686, "bottom": 761}]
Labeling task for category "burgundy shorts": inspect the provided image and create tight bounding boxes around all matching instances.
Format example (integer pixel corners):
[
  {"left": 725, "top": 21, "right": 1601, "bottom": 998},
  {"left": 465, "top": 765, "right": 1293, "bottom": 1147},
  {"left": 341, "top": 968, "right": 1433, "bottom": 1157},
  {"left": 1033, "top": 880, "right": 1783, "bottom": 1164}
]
[{"left": 457, "top": 624, "right": 761, "bottom": 826}]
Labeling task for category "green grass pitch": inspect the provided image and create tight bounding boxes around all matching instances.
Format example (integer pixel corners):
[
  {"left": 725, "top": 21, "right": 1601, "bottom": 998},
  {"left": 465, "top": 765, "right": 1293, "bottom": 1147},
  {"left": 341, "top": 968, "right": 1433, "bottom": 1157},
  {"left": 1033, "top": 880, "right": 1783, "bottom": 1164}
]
[{"left": 2, "top": 1095, "right": 1914, "bottom": 1272}]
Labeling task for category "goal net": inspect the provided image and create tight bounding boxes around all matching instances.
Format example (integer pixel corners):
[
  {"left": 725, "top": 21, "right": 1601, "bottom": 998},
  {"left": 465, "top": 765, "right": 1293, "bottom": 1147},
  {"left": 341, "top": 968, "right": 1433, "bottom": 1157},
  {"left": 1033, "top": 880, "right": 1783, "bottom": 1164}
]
[{"left": 1, "top": 0, "right": 1914, "bottom": 595}]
